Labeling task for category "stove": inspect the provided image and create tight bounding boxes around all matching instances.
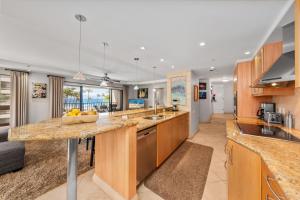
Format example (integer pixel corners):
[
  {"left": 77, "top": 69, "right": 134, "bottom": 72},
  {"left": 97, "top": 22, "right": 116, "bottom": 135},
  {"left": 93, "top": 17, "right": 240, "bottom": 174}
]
[{"left": 237, "top": 123, "right": 300, "bottom": 142}]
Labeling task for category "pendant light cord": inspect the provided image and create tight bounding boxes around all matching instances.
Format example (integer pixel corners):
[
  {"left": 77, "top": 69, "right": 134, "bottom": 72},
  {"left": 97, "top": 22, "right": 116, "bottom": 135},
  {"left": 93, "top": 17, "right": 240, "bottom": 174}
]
[
  {"left": 103, "top": 42, "right": 107, "bottom": 71},
  {"left": 78, "top": 19, "right": 82, "bottom": 72}
]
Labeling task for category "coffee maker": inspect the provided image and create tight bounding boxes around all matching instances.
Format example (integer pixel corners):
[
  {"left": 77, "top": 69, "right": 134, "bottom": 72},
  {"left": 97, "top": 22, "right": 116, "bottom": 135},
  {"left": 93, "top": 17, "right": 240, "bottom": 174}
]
[{"left": 257, "top": 103, "right": 276, "bottom": 119}]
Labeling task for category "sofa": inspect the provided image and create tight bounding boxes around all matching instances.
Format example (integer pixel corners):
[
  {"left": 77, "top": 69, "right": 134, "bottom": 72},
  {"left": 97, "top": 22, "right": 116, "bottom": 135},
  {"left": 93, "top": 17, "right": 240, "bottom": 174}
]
[{"left": 0, "top": 129, "right": 25, "bottom": 175}]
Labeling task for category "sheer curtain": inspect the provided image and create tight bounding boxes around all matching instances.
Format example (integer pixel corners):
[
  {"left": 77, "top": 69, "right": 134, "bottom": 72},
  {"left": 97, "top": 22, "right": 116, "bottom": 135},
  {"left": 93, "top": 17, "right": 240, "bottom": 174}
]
[
  {"left": 10, "top": 71, "right": 29, "bottom": 127},
  {"left": 49, "top": 75, "right": 64, "bottom": 118}
]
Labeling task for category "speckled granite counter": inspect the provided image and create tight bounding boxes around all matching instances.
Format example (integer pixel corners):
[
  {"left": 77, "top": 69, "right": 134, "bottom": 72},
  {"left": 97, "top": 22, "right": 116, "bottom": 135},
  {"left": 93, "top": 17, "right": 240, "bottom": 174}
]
[
  {"left": 8, "top": 109, "right": 188, "bottom": 141},
  {"left": 227, "top": 118, "right": 300, "bottom": 200}
]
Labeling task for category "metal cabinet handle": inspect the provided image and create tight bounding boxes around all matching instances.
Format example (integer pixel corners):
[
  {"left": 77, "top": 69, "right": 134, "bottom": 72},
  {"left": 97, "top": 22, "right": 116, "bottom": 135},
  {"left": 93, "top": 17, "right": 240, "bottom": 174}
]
[
  {"left": 228, "top": 146, "right": 233, "bottom": 165},
  {"left": 266, "top": 194, "right": 275, "bottom": 200},
  {"left": 265, "top": 176, "right": 286, "bottom": 200}
]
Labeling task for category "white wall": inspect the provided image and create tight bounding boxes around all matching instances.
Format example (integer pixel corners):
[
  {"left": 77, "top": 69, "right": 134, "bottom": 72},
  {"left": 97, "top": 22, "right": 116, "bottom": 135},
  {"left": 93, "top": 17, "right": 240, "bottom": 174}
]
[
  {"left": 127, "top": 82, "right": 167, "bottom": 108},
  {"left": 223, "top": 82, "right": 234, "bottom": 113},
  {"left": 28, "top": 72, "right": 50, "bottom": 123},
  {"left": 190, "top": 72, "right": 201, "bottom": 135},
  {"left": 199, "top": 79, "right": 213, "bottom": 122}
]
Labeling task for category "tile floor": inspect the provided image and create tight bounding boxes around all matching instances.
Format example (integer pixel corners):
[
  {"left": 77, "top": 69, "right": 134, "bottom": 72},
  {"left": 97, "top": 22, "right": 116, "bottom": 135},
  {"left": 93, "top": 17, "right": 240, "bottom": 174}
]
[{"left": 36, "top": 114, "right": 232, "bottom": 200}]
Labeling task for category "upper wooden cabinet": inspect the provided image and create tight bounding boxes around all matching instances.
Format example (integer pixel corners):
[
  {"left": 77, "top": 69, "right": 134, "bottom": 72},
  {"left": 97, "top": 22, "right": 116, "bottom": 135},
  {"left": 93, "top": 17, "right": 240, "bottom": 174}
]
[
  {"left": 236, "top": 61, "right": 272, "bottom": 117},
  {"left": 252, "top": 41, "right": 283, "bottom": 86},
  {"left": 296, "top": 0, "right": 300, "bottom": 88}
]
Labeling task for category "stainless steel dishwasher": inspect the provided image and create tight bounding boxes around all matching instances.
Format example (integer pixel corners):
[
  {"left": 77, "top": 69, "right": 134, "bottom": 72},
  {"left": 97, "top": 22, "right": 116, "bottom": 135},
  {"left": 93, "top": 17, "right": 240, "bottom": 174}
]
[{"left": 137, "top": 126, "right": 157, "bottom": 185}]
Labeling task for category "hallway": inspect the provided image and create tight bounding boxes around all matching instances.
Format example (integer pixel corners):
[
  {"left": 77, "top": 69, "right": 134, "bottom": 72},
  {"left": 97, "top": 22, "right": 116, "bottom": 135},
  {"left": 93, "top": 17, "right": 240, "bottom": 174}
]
[{"left": 189, "top": 114, "right": 233, "bottom": 200}]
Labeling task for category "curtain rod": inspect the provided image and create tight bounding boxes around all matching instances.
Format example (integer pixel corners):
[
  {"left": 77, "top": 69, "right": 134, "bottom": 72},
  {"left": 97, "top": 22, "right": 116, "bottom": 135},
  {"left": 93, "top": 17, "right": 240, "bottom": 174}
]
[
  {"left": 64, "top": 80, "right": 124, "bottom": 90},
  {"left": 47, "top": 74, "right": 65, "bottom": 79},
  {"left": 5, "top": 68, "right": 30, "bottom": 74}
]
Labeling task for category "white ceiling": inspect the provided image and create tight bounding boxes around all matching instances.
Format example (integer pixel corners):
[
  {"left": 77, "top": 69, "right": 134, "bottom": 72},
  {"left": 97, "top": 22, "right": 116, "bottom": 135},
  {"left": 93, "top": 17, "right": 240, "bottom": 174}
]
[{"left": 0, "top": 0, "right": 291, "bottom": 83}]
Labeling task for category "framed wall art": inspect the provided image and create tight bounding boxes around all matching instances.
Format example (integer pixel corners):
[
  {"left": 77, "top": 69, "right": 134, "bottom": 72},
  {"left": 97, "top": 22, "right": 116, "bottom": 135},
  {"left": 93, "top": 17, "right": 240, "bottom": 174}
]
[{"left": 32, "top": 83, "right": 47, "bottom": 98}]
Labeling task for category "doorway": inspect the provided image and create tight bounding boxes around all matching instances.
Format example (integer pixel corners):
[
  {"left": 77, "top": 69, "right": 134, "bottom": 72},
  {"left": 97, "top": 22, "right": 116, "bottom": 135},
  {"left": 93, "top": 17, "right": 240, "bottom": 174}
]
[{"left": 212, "top": 84, "right": 224, "bottom": 114}]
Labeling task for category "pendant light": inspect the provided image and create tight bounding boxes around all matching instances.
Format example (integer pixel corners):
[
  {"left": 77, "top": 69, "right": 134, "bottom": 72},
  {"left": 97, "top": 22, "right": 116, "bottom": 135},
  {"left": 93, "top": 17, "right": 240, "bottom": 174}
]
[
  {"left": 73, "top": 14, "right": 87, "bottom": 80},
  {"left": 133, "top": 57, "right": 139, "bottom": 90},
  {"left": 100, "top": 42, "right": 109, "bottom": 87}
]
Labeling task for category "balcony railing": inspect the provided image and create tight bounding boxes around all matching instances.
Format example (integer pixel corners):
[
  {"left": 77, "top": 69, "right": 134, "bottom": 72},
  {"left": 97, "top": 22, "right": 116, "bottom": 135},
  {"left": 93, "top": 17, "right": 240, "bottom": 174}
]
[{"left": 64, "top": 100, "right": 120, "bottom": 112}]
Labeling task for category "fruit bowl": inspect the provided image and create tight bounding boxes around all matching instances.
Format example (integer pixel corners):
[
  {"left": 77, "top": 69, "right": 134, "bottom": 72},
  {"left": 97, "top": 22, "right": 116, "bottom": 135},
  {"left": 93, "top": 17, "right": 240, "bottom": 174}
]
[{"left": 62, "top": 109, "right": 98, "bottom": 125}]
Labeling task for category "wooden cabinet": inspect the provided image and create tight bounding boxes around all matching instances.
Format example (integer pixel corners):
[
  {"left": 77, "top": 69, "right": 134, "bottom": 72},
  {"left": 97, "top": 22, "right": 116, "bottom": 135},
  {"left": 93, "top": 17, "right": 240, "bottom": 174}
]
[
  {"left": 156, "top": 113, "right": 189, "bottom": 166},
  {"left": 226, "top": 140, "right": 261, "bottom": 200},
  {"left": 252, "top": 41, "right": 283, "bottom": 86},
  {"left": 252, "top": 85, "right": 295, "bottom": 97},
  {"left": 226, "top": 140, "right": 287, "bottom": 200},
  {"left": 236, "top": 61, "right": 272, "bottom": 117},
  {"left": 261, "top": 160, "right": 287, "bottom": 200},
  {"left": 253, "top": 49, "right": 264, "bottom": 84},
  {"left": 296, "top": 0, "right": 300, "bottom": 88}
]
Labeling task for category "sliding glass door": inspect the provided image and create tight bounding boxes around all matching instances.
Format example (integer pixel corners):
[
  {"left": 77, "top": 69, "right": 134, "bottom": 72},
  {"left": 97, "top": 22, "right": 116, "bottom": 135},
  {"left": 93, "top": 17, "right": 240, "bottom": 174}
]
[{"left": 63, "top": 84, "right": 123, "bottom": 113}]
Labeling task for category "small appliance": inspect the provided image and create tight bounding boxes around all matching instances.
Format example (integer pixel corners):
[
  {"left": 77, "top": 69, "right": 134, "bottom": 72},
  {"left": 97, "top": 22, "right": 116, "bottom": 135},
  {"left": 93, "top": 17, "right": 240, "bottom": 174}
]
[
  {"left": 257, "top": 103, "right": 276, "bottom": 119},
  {"left": 264, "top": 112, "right": 283, "bottom": 124}
]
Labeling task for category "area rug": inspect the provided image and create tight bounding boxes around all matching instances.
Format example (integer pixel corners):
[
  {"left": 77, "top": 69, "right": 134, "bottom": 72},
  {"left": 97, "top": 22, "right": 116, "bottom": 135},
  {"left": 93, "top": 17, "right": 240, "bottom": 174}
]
[
  {"left": 0, "top": 140, "right": 93, "bottom": 200},
  {"left": 145, "top": 141, "right": 213, "bottom": 200}
]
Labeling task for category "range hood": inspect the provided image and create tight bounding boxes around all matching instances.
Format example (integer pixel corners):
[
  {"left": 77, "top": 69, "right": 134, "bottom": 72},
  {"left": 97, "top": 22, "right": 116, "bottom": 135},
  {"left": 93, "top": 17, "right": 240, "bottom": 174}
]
[{"left": 259, "top": 22, "right": 295, "bottom": 85}]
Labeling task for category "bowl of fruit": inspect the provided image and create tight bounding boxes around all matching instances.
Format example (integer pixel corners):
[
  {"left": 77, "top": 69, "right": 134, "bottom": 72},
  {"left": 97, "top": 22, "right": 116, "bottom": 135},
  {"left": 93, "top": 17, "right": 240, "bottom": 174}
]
[{"left": 62, "top": 108, "right": 98, "bottom": 125}]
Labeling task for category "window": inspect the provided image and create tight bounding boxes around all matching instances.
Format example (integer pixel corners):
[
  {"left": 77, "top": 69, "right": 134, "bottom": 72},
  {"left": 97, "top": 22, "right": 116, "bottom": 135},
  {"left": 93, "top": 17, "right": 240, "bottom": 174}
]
[
  {"left": 63, "top": 84, "right": 123, "bottom": 113},
  {"left": 63, "top": 85, "right": 81, "bottom": 112},
  {"left": 0, "top": 73, "right": 10, "bottom": 130}
]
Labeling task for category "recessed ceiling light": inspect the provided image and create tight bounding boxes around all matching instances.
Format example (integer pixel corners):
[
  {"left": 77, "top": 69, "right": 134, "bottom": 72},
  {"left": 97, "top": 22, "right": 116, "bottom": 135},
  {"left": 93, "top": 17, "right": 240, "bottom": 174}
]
[
  {"left": 160, "top": 58, "right": 164, "bottom": 62},
  {"left": 199, "top": 42, "right": 206, "bottom": 47},
  {"left": 222, "top": 79, "right": 229, "bottom": 82},
  {"left": 271, "top": 82, "right": 278, "bottom": 87},
  {"left": 140, "top": 46, "right": 145, "bottom": 50},
  {"left": 171, "top": 65, "right": 175, "bottom": 69},
  {"left": 244, "top": 51, "right": 251, "bottom": 55},
  {"left": 209, "top": 66, "right": 215, "bottom": 71}
]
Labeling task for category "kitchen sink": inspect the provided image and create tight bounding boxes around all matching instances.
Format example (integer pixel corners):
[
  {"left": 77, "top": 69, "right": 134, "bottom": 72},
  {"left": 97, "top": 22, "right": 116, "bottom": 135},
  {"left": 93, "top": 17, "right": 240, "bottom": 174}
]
[{"left": 143, "top": 115, "right": 164, "bottom": 120}]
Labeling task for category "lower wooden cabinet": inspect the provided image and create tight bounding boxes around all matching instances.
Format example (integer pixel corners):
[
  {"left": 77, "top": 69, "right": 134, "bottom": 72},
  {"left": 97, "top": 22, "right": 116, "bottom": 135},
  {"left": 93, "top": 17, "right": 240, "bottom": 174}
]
[
  {"left": 226, "top": 140, "right": 286, "bottom": 200},
  {"left": 261, "top": 160, "right": 287, "bottom": 200},
  {"left": 226, "top": 140, "right": 261, "bottom": 200},
  {"left": 156, "top": 113, "right": 189, "bottom": 166}
]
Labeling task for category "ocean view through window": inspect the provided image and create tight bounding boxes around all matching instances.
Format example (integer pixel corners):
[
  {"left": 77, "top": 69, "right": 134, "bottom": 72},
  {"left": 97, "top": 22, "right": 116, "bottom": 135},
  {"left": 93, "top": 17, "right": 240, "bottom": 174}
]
[{"left": 63, "top": 84, "right": 123, "bottom": 112}]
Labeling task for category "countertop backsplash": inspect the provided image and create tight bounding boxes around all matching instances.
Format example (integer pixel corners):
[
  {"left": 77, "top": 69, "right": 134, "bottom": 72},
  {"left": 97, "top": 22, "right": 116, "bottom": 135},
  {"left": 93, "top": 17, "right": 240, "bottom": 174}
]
[{"left": 273, "top": 88, "right": 300, "bottom": 130}]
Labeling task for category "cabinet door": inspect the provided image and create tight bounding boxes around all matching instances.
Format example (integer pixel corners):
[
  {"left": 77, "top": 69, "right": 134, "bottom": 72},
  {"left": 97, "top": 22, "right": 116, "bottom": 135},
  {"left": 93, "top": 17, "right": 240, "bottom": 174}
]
[
  {"left": 227, "top": 140, "right": 261, "bottom": 200},
  {"left": 156, "top": 114, "right": 189, "bottom": 166},
  {"left": 261, "top": 160, "right": 286, "bottom": 200},
  {"left": 262, "top": 41, "right": 282, "bottom": 73},
  {"left": 254, "top": 48, "right": 264, "bottom": 82}
]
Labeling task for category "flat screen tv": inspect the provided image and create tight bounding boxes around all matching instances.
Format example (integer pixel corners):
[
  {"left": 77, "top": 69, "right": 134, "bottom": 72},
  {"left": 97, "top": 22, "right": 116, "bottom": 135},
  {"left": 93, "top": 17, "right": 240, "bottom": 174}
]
[{"left": 128, "top": 99, "right": 145, "bottom": 109}]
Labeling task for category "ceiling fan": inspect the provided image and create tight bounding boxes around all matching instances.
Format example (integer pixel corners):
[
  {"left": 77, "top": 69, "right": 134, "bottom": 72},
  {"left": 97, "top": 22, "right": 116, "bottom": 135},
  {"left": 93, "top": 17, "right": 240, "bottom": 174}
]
[
  {"left": 97, "top": 73, "right": 120, "bottom": 86},
  {"left": 91, "top": 42, "right": 121, "bottom": 86}
]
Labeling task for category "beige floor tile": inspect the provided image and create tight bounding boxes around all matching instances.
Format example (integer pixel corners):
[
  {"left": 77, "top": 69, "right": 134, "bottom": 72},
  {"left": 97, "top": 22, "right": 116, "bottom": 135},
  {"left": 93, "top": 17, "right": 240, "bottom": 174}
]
[{"left": 203, "top": 181, "right": 228, "bottom": 200}]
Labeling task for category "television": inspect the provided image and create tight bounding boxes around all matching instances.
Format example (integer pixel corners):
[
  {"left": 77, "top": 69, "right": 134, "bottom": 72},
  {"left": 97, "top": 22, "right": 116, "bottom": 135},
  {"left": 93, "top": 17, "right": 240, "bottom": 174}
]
[{"left": 128, "top": 99, "right": 145, "bottom": 109}]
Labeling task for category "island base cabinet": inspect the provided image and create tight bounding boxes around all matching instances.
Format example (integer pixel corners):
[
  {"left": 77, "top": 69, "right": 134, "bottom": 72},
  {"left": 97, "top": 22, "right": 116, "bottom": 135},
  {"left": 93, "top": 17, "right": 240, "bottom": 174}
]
[
  {"left": 156, "top": 113, "right": 189, "bottom": 166},
  {"left": 226, "top": 140, "right": 261, "bottom": 200}
]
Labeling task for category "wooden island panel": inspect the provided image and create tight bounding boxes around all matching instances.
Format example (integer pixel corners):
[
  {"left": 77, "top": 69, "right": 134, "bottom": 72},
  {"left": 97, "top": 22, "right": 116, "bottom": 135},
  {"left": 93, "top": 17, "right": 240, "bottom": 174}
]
[{"left": 94, "top": 125, "right": 137, "bottom": 200}]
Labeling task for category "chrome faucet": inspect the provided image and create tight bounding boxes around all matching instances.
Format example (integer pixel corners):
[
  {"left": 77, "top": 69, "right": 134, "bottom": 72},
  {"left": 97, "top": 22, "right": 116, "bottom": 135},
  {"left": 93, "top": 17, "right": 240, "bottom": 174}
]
[{"left": 153, "top": 89, "right": 157, "bottom": 115}]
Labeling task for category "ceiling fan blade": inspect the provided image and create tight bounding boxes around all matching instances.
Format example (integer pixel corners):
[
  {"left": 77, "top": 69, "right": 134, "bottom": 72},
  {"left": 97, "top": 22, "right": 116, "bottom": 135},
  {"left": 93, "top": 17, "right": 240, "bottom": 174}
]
[{"left": 110, "top": 79, "right": 121, "bottom": 83}]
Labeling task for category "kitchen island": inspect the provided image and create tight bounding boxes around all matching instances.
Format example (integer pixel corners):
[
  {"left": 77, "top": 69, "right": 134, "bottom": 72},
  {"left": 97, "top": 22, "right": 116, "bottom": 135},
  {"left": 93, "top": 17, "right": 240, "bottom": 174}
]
[
  {"left": 226, "top": 118, "right": 300, "bottom": 200},
  {"left": 9, "top": 108, "right": 189, "bottom": 200}
]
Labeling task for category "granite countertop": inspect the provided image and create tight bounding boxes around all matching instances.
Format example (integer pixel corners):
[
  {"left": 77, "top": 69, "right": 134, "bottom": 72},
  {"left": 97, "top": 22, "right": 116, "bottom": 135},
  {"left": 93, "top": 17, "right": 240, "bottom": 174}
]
[
  {"left": 8, "top": 109, "right": 188, "bottom": 141},
  {"left": 227, "top": 118, "right": 300, "bottom": 200}
]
